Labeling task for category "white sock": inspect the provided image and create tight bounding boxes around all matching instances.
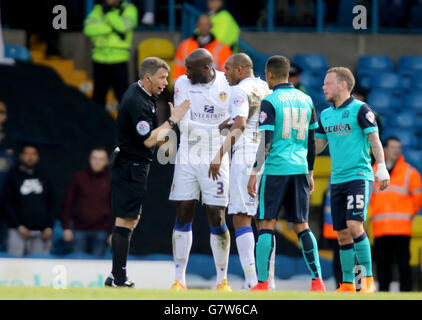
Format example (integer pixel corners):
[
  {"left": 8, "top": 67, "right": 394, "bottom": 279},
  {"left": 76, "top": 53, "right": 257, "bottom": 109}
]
[
  {"left": 268, "top": 234, "right": 276, "bottom": 289},
  {"left": 235, "top": 230, "right": 257, "bottom": 289},
  {"left": 210, "top": 230, "right": 230, "bottom": 286},
  {"left": 172, "top": 229, "right": 192, "bottom": 286}
]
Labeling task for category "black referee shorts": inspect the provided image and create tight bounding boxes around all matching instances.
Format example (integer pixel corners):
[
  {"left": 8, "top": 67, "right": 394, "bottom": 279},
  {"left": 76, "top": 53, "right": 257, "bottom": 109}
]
[{"left": 111, "top": 157, "right": 150, "bottom": 219}]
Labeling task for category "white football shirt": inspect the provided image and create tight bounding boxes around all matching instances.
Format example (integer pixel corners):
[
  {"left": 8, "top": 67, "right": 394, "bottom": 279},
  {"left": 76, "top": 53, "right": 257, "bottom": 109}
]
[
  {"left": 229, "top": 77, "right": 272, "bottom": 151},
  {"left": 174, "top": 70, "right": 231, "bottom": 151}
]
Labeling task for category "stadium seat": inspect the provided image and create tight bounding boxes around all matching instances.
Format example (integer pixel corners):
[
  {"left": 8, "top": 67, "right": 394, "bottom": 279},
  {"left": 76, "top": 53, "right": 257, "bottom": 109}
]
[
  {"left": 398, "top": 56, "right": 422, "bottom": 74},
  {"left": 137, "top": 38, "right": 175, "bottom": 90},
  {"left": 300, "top": 72, "right": 324, "bottom": 90},
  {"left": 292, "top": 54, "right": 329, "bottom": 74},
  {"left": 357, "top": 72, "right": 373, "bottom": 90},
  {"left": 404, "top": 91, "right": 422, "bottom": 113},
  {"left": 400, "top": 72, "right": 415, "bottom": 91},
  {"left": 137, "top": 38, "right": 175, "bottom": 71},
  {"left": 366, "top": 89, "right": 396, "bottom": 115},
  {"left": 369, "top": 72, "right": 400, "bottom": 90},
  {"left": 4, "top": 44, "right": 31, "bottom": 61},
  {"left": 357, "top": 55, "right": 394, "bottom": 77},
  {"left": 394, "top": 111, "right": 417, "bottom": 129},
  {"left": 408, "top": 73, "right": 422, "bottom": 90}
]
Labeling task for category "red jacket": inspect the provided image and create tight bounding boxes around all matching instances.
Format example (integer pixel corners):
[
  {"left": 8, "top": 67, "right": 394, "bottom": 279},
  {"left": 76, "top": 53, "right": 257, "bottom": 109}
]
[{"left": 61, "top": 167, "right": 112, "bottom": 231}]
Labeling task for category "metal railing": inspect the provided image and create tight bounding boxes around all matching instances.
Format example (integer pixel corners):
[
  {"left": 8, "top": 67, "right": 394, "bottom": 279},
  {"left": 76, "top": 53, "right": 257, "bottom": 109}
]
[{"left": 83, "top": 0, "right": 421, "bottom": 34}]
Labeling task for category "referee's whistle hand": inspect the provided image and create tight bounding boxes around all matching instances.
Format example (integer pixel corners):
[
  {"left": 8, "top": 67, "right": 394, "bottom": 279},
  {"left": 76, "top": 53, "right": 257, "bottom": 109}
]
[{"left": 169, "top": 99, "right": 191, "bottom": 123}]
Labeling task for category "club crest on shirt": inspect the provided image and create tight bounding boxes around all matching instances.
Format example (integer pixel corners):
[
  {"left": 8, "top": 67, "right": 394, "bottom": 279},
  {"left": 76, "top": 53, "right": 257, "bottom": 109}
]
[
  {"left": 342, "top": 110, "right": 350, "bottom": 119},
  {"left": 219, "top": 91, "right": 228, "bottom": 102},
  {"left": 365, "top": 111, "right": 375, "bottom": 124},
  {"left": 259, "top": 111, "right": 267, "bottom": 124},
  {"left": 136, "top": 120, "right": 150, "bottom": 136}
]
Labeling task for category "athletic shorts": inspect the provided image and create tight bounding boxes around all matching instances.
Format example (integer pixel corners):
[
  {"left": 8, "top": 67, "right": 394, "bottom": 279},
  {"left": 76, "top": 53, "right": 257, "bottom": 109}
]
[
  {"left": 168, "top": 152, "right": 229, "bottom": 207},
  {"left": 330, "top": 179, "right": 374, "bottom": 231},
  {"left": 256, "top": 174, "right": 310, "bottom": 222},
  {"left": 228, "top": 148, "right": 259, "bottom": 216},
  {"left": 111, "top": 157, "right": 150, "bottom": 219}
]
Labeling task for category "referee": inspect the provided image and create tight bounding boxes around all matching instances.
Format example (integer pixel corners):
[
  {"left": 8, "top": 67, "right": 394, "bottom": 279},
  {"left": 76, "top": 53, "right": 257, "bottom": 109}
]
[{"left": 105, "top": 57, "right": 190, "bottom": 287}]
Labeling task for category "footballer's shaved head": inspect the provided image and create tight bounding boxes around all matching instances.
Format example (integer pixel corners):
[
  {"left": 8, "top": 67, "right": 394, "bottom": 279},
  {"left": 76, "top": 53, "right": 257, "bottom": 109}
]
[
  {"left": 186, "top": 48, "right": 213, "bottom": 67},
  {"left": 185, "top": 48, "right": 215, "bottom": 84},
  {"left": 224, "top": 53, "right": 254, "bottom": 86},
  {"left": 228, "top": 53, "right": 253, "bottom": 70}
]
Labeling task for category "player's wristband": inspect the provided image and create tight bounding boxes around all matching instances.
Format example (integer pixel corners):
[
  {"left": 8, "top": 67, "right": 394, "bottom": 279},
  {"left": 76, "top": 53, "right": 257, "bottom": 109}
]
[
  {"left": 167, "top": 118, "right": 176, "bottom": 128},
  {"left": 375, "top": 163, "right": 390, "bottom": 180}
]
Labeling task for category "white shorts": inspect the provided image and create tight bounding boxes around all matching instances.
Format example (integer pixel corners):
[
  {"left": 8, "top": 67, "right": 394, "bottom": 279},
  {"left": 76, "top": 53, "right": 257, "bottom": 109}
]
[
  {"left": 228, "top": 147, "right": 260, "bottom": 216},
  {"left": 169, "top": 149, "right": 230, "bottom": 207}
]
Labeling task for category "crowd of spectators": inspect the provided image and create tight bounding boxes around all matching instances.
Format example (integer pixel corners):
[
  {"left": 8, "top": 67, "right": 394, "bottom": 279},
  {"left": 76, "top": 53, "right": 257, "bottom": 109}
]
[{"left": 0, "top": 140, "right": 112, "bottom": 257}]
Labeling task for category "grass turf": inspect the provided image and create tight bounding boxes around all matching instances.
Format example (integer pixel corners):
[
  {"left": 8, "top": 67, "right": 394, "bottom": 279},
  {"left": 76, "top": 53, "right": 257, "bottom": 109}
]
[{"left": 1, "top": 286, "right": 422, "bottom": 300}]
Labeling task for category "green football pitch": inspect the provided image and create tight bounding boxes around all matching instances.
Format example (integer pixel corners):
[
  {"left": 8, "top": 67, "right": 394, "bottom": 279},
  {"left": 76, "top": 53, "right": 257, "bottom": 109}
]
[{"left": 1, "top": 286, "right": 422, "bottom": 300}]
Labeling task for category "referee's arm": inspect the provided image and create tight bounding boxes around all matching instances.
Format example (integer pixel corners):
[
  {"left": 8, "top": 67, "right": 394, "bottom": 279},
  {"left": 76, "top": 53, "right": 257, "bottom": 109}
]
[{"left": 143, "top": 99, "right": 190, "bottom": 148}]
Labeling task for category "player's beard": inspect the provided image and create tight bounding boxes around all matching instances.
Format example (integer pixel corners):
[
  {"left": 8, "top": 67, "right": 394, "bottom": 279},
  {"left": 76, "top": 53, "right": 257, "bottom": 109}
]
[{"left": 325, "top": 92, "right": 337, "bottom": 104}]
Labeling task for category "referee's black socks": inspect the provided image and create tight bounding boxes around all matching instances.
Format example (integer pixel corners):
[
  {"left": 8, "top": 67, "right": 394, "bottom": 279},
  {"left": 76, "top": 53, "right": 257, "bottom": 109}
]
[{"left": 111, "top": 226, "right": 132, "bottom": 284}]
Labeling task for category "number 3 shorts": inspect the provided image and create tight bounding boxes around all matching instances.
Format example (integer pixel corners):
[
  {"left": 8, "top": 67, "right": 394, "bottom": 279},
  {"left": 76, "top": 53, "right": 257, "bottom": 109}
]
[
  {"left": 168, "top": 152, "right": 229, "bottom": 207},
  {"left": 330, "top": 179, "right": 374, "bottom": 231}
]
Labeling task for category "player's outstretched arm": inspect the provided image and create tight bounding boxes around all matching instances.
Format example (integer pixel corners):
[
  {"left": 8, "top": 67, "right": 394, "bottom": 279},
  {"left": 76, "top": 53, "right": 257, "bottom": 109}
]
[
  {"left": 367, "top": 131, "right": 390, "bottom": 191},
  {"left": 144, "top": 100, "right": 190, "bottom": 148}
]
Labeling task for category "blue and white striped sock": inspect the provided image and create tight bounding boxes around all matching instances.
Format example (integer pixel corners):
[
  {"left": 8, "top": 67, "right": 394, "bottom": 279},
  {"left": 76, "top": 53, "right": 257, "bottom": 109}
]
[{"left": 173, "top": 220, "right": 193, "bottom": 286}]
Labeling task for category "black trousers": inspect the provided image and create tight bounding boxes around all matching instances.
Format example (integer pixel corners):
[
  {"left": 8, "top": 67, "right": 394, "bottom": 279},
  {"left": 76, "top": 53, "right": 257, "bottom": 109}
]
[
  {"left": 374, "top": 235, "right": 412, "bottom": 291},
  {"left": 92, "top": 62, "right": 129, "bottom": 107}
]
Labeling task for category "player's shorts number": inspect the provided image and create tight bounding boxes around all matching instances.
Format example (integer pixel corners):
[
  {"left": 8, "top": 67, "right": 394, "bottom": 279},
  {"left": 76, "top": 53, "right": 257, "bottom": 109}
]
[
  {"left": 347, "top": 194, "right": 364, "bottom": 210},
  {"left": 282, "top": 107, "right": 309, "bottom": 140},
  {"left": 217, "top": 182, "right": 224, "bottom": 195}
]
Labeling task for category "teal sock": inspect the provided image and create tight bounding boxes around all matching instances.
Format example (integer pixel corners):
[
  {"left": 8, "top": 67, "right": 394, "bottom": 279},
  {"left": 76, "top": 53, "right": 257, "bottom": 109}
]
[
  {"left": 353, "top": 232, "right": 373, "bottom": 277},
  {"left": 298, "top": 229, "right": 322, "bottom": 280},
  {"left": 339, "top": 243, "right": 355, "bottom": 283},
  {"left": 256, "top": 230, "right": 274, "bottom": 282}
]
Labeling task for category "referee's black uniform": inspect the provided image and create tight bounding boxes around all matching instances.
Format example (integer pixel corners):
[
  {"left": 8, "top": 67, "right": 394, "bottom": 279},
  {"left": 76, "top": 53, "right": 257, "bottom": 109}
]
[
  {"left": 111, "top": 81, "right": 158, "bottom": 219},
  {"left": 106, "top": 81, "right": 158, "bottom": 287}
]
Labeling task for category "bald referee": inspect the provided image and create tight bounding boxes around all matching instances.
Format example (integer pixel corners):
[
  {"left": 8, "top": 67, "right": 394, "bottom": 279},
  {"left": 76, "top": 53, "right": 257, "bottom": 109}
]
[{"left": 105, "top": 57, "right": 190, "bottom": 287}]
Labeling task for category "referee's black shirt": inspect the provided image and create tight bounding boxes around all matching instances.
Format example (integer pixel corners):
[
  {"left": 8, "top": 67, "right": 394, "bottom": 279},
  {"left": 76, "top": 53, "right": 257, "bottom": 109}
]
[{"left": 115, "top": 82, "right": 159, "bottom": 162}]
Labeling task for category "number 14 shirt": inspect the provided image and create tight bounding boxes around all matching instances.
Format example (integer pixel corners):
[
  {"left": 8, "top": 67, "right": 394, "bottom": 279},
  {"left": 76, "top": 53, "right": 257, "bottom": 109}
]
[{"left": 258, "top": 83, "right": 318, "bottom": 176}]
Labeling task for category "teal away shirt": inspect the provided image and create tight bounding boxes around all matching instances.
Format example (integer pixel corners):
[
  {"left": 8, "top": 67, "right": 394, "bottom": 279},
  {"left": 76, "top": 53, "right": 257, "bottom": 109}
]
[{"left": 316, "top": 97, "right": 378, "bottom": 184}]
